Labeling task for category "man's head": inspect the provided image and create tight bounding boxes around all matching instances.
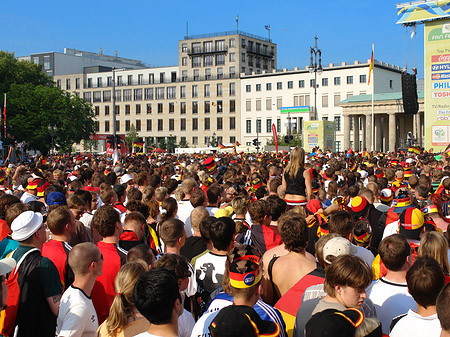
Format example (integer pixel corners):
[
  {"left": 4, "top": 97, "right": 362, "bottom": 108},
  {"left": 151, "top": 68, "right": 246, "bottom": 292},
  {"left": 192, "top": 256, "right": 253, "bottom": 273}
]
[
  {"left": 91, "top": 205, "right": 121, "bottom": 238},
  {"left": 190, "top": 207, "right": 209, "bottom": 233},
  {"left": 329, "top": 211, "right": 354, "bottom": 239},
  {"left": 159, "top": 219, "right": 186, "bottom": 248},
  {"left": 69, "top": 242, "right": 103, "bottom": 277},
  {"left": 133, "top": 268, "right": 182, "bottom": 325},
  {"left": 248, "top": 200, "right": 271, "bottom": 225},
  {"left": 190, "top": 189, "right": 206, "bottom": 208},
  {"left": 266, "top": 195, "right": 287, "bottom": 222},
  {"left": 11, "top": 211, "right": 46, "bottom": 246},
  {"left": 278, "top": 212, "right": 308, "bottom": 253},
  {"left": 127, "top": 244, "right": 155, "bottom": 268},
  {"left": 209, "top": 217, "right": 236, "bottom": 251},
  {"left": 124, "top": 211, "right": 146, "bottom": 241},
  {"left": 231, "top": 196, "right": 247, "bottom": 216},
  {"left": 437, "top": 283, "right": 450, "bottom": 335},
  {"left": 155, "top": 253, "right": 191, "bottom": 291},
  {"left": 378, "top": 234, "right": 411, "bottom": 271},
  {"left": 181, "top": 178, "right": 197, "bottom": 195},
  {"left": 323, "top": 255, "right": 372, "bottom": 308},
  {"left": 407, "top": 257, "right": 444, "bottom": 309},
  {"left": 47, "top": 206, "right": 76, "bottom": 236},
  {"left": 206, "top": 184, "right": 221, "bottom": 206}
]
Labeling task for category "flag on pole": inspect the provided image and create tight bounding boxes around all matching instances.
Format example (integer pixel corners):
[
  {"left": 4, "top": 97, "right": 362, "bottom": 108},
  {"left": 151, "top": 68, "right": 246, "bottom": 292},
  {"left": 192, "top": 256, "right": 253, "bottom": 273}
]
[
  {"left": 236, "top": 15, "right": 239, "bottom": 23},
  {"left": 368, "top": 45, "right": 374, "bottom": 85},
  {"left": 265, "top": 25, "right": 270, "bottom": 31}
]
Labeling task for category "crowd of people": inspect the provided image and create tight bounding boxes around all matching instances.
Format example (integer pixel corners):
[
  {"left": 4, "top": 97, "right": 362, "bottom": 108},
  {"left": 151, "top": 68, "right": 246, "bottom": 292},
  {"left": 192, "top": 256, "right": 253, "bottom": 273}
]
[{"left": 0, "top": 146, "right": 449, "bottom": 337}]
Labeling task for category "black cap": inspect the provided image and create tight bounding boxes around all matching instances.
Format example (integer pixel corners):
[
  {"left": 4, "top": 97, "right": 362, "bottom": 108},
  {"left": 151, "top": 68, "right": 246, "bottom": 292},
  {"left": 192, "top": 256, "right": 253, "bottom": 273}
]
[{"left": 305, "top": 308, "right": 364, "bottom": 337}]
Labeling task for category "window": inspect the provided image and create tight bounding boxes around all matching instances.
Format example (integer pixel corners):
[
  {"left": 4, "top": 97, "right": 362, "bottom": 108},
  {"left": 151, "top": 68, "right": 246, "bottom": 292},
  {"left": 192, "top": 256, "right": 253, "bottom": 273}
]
[
  {"left": 136, "top": 104, "right": 141, "bottom": 114},
  {"left": 83, "top": 92, "right": 91, "bottom": 102},
  {"left": 125, "top": 120, "right": 131, "bottom": 131},
  {"left": 256, "top": 119, "right": 261, "bottom": 133},
  {"left": 229, "top": 83, "right": 236, "bottom": 96},
  {"left": 256, "top": 84, "right": 261, "bottom": 91},
  {"left": 216, "top": 39, "right": 225, "bottom": 51},
  {"left": 44, "top": 56, "right": 50, "bottom": 70},
  {"left": 277, "top": 82, "right": 282, "bottom": 90},
  {"left": 193, "top": 56, "right": 201, "bottom": 67},
  {"left": 230, "top": 117, "right": 236, "bottom": 130},
  {"left": 97, "top": 77, "right": 103, "bottom": 88},
  {"left": 256, "top": 99, "right": 261, "bottom": 111},
  {"left": 277, "top": 98, "right": 282, "bottom": 109},
  {"left": 181, "top": 71, "right": 187, "bottom": 82},
  {"left": 125, "top": 105, "right": 131, "bottom": 115},
  {"left": 156, "top": 88, "right": 164, "bottom": 100},
  {"left": 277, "top": 119, "right": 281, "bottom": 132},
  {"left": 229, "top": 66, "right": 236, "bottom": 78},
  {"left": 322, "top": 78, "right": 328, "bottom": 86},
  {"left": 298, "top": 80, "right": 304, "bottom": 88},
  {"left": 336, "top": 141, "right": 341, "bottom": 152},
  {"left": 180, "top": 118, "right": 186, "bottom": 131},
  {"left": 229, "top": 53, "right": 235, "bottom": 62},
  {"left": 66, "top": 79, "right": 70, "bottom": 90},
  {"left": 33, "top": 57, "right": 39, "bottom": 64},
  {"left": 138, "top": 74, "right": 143, "bottom": 85},
  {"left": 103, "top": 90, "right": 111, "bottom": 102},
  {"left": 217, "top": 68, "right": 223, "bottom": 79},
  {"left": 76, "top": 78, "right": 80, "bottom": 89},
  {"left": 334, "top": 116, "right": 341, "bottom": 131},
  {"left": 169, "top": 102, "right": 174, "bottom": 113},
  {"left": 310, "top": 79, "right": 316, "bottom": 88},
  {"left": 266, "top": 98, "right": 272, "bottom": 110},
  {"left": 117, "top": 76, "right": 122, "bottom": 86},
  {"left": 229, "top": 38, "right": 235, "bottom": 47},
  {"left": 246, "top": 85, "right": 251, "bottom": 93},
  {"left": 204, "top": 118, "right": 210, "bottom": 130},
  {"left": 147, "top": 103, "right": 152, "bottom": 114},
  {"left": 94, "top": 106, "right": 99, "bottom": 116},
  {"left": 205, "top": 68, "right": 211, "bottom": 80},
  {"left": 217, "top": 83, "right": 223, "bottom": 96},
  {"left": 192, "top": 118, "right": 198, "bottom": 130},
  {"left": 169, "top": 119, "right": 174, "bottom": 131},
  {"left": 182, "top": 57, "right": 188, "bottom": 66},
  {"left": 107, "top": 76, "right": 112, "bottom": 86},
  {"left": 241, "top": 53, "right": 246, "bottom": 62},
  {"left": 217, "top": 117, "right": 223, "bottom": 130},
  {"left": 192, "top": 101, "right": 198, "bottom": 114},
  {"left": 105, "top": 106, "right": 110, "bottom": 115},
  {"left": 204, "top": 55, "right": 213, "bottom": 67},
  {"left": 87, "top": 78, "right": 92, "bottom": 88},
  {"left": 144, "top": 88, "right": 153, "bottom": 100},
  {"left": 167, "top": 87, "right": 176, "bottom": 99},
  {"left": 322, "top": 95, "right": 328, "bottom": 108},
  {"left": 128, "top": 75, "right": 133, "bottom": 85},
  {"left": 148, "top": 74, "right": 154, "bottom": 84},
  {"left": 204, "top": 84, "right": 210, "bottom": 97},
  {"left": 182, "top": 43, "right": 187, "bottom": 52},
  {"left": 192, "top": 85, "right": 198, "bottom": 98},
  {"left": 266, "top": 83, "right": 272, "bottom": 91},
  {"left": 217, "top": 100, "right": 223, "bottom": 113},
  {"left": 359, "top": 75, "right": 366, "bottom": 83},
  {"left": 159, "top": 73, "right": 164, "bottom": 83},
  {"left": 241, "top": 38, "right": 246, "bottom": 47},
  {"left": 347, "top": 76, "right": 353, "bottom": 84},
  {"left": 93, "top": 91, "right": 101, "bottom": 103},
  {"left": 266, "top": 119, "right": 272, "bottom": 132},
  {"left": 390, "top": 80, "right": 393, "bottom": 89},
  {"left": 349, "top": 116, "right": 354, "bottom": 131},
  {"left": 134, "top": 89, "right": 142, "bottom": 100},
  {"left": 147, "top": 119, "right": 152, "bottom": 131},
  {"left": 230, "top": 136, "right": 236, "bottom": 143},
  {"left": 230, "top": 100, "right": 236, "bottom": 113},
  {"left": 192, "top": 137, "right": 198, "bottom": 145},
  {"left": 180, "top": 86, "right": 186, "bottom": 98},
  {"left": 136, "top": 120, "right": 141, "bottom": 131},
  {"left": 105, "top": 120, "right": 110, "bottom": 132},
  {"left": 334, "top": 94, "right": 341, "bottom": 107},
  {"left": 180, "top": 102, "right": 186, "bottom": 114},
  {"left": 158, "top": 119, "right": 163, "bottom": 131},
  {"left": 334, "top": 77, "right": 341, "bottom": 85},
  {"left": 346, "top": 92, "right": 353, "bottom": 99},
  {"left": 115, "top": 106, "right": 120, "bottom": 115},
  {"left": 288, "top": 81, "right": 293, "bottom": 89},
  {"left": 123, "top": 89, "right": 132, "bottom": 101},
  {"left": 246, "top": 100, "right": 251, "bottom": 112},
  {"left": 205, "top": 101, "right": 211, "bottom": 114},
  {"left": 158, "top": 103, "right": 163, "bottom": 114},
  {"left": 116, "top": 121, "right": 120, "bottom": 132},
  {"left": 246, "top": 120, "right": 251, "bottom": 133}
]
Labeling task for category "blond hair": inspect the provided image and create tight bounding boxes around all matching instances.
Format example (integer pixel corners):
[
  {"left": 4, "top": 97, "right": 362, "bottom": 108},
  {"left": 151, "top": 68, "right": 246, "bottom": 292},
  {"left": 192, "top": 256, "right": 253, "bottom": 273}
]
[
  {"left": 285, "top": 147, "right": 305, "bottom": 179},
  {"left": 419, "top": 231, "right": 450, "bottom": 275}
]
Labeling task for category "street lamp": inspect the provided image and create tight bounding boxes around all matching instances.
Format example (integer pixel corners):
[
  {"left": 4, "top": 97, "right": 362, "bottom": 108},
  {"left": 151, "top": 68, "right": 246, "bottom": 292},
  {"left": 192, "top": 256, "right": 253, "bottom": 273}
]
[
  {"left": 112, "top": 68, "right": 126, "bottom": 149},
  {"left": 48, "top": 125, "right": 57, "bottom": 154},
  {"left": 308, "top": 36, "right": 323, "bottom": 121}
]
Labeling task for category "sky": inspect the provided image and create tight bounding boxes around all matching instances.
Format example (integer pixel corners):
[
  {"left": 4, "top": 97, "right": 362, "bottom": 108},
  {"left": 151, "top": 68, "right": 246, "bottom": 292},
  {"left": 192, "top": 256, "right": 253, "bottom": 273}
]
[{"left": 1, "top": 0, "right": 425, "bottom": 77}]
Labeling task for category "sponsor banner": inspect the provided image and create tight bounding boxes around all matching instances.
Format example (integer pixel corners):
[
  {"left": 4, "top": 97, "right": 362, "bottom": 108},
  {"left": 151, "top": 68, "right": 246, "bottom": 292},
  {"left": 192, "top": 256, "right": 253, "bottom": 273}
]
[
  {"left": 280, "top": 106, "right": 310, "bottom": 114},
  {"left": 426, "top": 20, "right": 450, "bottom": 151},
  {"left": 397, "top": 1, "right": 450, "bottom": 24},
  {"left": 302, "top": 120, "right": 335, "bottom": 151}
]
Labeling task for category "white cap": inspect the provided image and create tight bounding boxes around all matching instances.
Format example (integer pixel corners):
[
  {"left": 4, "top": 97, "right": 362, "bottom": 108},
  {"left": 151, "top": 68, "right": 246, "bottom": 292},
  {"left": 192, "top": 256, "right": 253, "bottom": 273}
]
[
  {"left": 120, "top": 174, "right": 133, "bottom": 185},
  {"left": 0, "top": 257, "right": 16, "bottom": 275},
  {"left": 359, "top": 170, "right": 368, "bottom": 179},
  {"left": 323, "top": 237, "right": 357, "bottom": 264},
  {"left": 11, "top": 211, "right": 44, "bottom": 241}
]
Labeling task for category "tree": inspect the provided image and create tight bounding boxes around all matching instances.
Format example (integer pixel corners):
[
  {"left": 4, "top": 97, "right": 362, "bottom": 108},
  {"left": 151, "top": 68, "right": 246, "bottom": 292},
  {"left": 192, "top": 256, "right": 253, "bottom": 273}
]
[
  {"left": 125, "top": 124, "right": 140, "bottom": 151},
  {"left": 210, "top": 134, "right": 218, "bottom": 147},
  {"left": 178, "top": 138, "right": 189, "bottom": 148},
  {"left": 266, "top": 130, "right": 303, "bottom": 147},
  {"left": 0, "top": 51, "right": 96, "bottom": 154},
  {"left": 83, "top": 139, "right": 98, "bottom": 153},
  {"left": 167, "top": 136, "right": 176, "bottom": 153},
  {"left": 158, "top": 138, "right": 167, "bottom": 150}
]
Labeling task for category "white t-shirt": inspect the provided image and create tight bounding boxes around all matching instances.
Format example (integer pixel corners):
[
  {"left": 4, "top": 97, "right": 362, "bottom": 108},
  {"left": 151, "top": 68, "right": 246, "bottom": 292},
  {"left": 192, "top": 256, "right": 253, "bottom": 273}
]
[
  {"left": 190, "top": 311, "right": 218, "bottom": 337},
  {"left": 355, "top": 245, "right": 375, "bottom": 267},
  {"left": 20, "top": 191, "right": 38, "bottom": 204},
  {"left": 383, "top": 220, "right": 400, "bottom": 240},
  {"left": 179, "top": 309, "right": 195, "bottom": 337},
  {"left": 194, "top": 252, "right": 227, "bottom": 296},
  {"left": 56, "top": 285, "right": 98, "bottom": 337},
  {"left": 177, "top": 200, "right": 194, "bottom": 237},
  {"left": 390, "top": 310, "right": 441, "bottom": 337},
  {"left": 205, "top": 206, "right": 219, "bottom": 217},
  {"left": 366, "top": 277, "right": 416, "bottom": 334}
]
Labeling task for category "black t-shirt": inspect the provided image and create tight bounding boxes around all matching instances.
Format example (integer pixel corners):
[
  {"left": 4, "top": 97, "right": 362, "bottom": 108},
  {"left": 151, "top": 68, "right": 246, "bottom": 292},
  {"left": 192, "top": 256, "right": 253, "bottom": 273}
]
[{"left": 180, "top": 236, "right": 207, "bottom": 261}]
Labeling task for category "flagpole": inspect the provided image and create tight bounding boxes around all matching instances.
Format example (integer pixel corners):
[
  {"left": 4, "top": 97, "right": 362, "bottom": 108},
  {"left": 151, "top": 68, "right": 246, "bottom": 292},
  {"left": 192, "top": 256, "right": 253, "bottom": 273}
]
[
  {"left": 236, "top": 15, "right": 239, "bottom": 32},
  {"left": 3, "top": 93, "right": 6, "bottom": 138},
  {"left": 371, "top": 43, "right": 375, "bottom": 152}
]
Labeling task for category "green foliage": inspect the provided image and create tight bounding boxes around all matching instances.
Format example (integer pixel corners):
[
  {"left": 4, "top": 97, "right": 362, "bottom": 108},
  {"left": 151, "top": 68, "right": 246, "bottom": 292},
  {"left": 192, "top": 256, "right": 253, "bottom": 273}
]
[
  {"left": 0, "top": 51, "right": 96, "bottom": 154},
  {"left": 125, "top": 124, "right": 139, "bottom": 149},
  {"left": 210, "top": 134, "right": 218, "bottom": 147},
  {"left": 266, "top": 130, "right": 303, "bottom": 147},
  {"left": 158, "top": 138, "right": 167, "bottom": 150},
  {"left": 167, "top": 137, "right": 176, "bottom": 153},
  {"left": 83, "top": 139, "right": 98, "bottom": 152},
  {"left": 178, "top": 137, "right": 189, "bottom": 148}
]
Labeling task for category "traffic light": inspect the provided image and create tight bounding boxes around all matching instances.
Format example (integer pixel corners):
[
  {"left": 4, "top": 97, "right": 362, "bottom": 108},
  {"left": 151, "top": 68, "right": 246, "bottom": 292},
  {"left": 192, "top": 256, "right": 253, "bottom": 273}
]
[
  {"left": 252, "top": 138, "right": 258, "bottom": 146},
  {"left": 284, "top": 135, "right": 293, "bottom": 143},
  {"left": 107, "top": 135, "right": 115, "bottom": 148},
  {"left": 115, "top": 135, "right": 122, "bottom": 149}
]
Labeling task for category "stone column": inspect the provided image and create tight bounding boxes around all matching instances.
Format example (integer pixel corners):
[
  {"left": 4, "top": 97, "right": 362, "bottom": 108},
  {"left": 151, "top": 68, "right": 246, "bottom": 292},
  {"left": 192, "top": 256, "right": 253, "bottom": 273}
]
[
  {"left": 361, "top": 115, "right": 367, "bottom": 150},
  {"left": 343, "top": 113, "right": 351, "bottom": 151},
  {"left": 388, "top": 112, "right": 396, "bottom": 152},
  {"left": 375, "top": 115, "right": 382, "bottom": 152},
  {"left": 353, "top": 115, "right": 360, "bottom": 151},
  {"left": 365, "top": 113, "right": 372, "bottom": 151},
  {"left": 383, "top": 115, "right": 389, "bottom": 152}
]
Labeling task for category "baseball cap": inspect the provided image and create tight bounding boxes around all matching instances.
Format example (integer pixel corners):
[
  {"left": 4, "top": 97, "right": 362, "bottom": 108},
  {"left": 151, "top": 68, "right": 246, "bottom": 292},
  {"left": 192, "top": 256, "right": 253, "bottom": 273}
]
[
  {"left": 209, "top": 305, "right": 280, "bottom": 337},
  {"left": 399, "top": 207, "right": 424, "bottom": 240},
  {"left": 113, "top": 166, "right": 125, "bottom": 176},
  {"left": 305, "top": 308, "right": 364, "bottom": 337},
  {"left": 11, "top": 211, "right": 44, "bottom": 241},
  {"left": 215, "top": 206, "right": 234, "bottom": 218},
  {"left": 0, "top": 257, "right": 16, "bottom": 276},
  {"left": 323, "top": 237, "right": 357, "bottom": 264},
  {"left": 46, "top": 192, "right": 67, "bottom": 206}
]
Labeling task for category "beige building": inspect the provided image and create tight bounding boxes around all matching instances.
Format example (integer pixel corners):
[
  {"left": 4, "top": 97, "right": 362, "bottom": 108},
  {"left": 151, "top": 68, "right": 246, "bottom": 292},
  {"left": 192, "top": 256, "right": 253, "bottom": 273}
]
[{"left": 53, "top": 30, "right": 277, "bottom": 151}]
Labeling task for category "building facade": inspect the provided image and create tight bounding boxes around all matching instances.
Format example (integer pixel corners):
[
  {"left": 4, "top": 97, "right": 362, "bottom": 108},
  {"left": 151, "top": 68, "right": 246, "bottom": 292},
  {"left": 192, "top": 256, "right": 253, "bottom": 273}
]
[{"left": 239, "top": 61, "right": 403, "bottom": 152}]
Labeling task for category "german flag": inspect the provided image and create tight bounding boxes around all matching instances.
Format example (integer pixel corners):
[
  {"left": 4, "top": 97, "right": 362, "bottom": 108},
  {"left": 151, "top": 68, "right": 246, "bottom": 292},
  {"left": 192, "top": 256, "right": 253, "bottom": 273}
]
[
  {"left": 132, "top": 142, "right": 144, "bottom": 148},
  {"left": 408, "top": 146, "right": 420, "bottom": 155}
]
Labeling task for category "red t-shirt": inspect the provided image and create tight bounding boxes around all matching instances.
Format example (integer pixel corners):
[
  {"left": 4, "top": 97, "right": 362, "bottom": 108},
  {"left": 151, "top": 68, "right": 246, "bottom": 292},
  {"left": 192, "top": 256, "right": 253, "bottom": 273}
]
[
  {"left": 41, "top": 239, "right": 72, "bottom": 289},
  {"left": 0, "top": 219, "right": 10, "bottom": 241},
  {"left": 91, "top": 241, "right": 127, "bottom": 324}
]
